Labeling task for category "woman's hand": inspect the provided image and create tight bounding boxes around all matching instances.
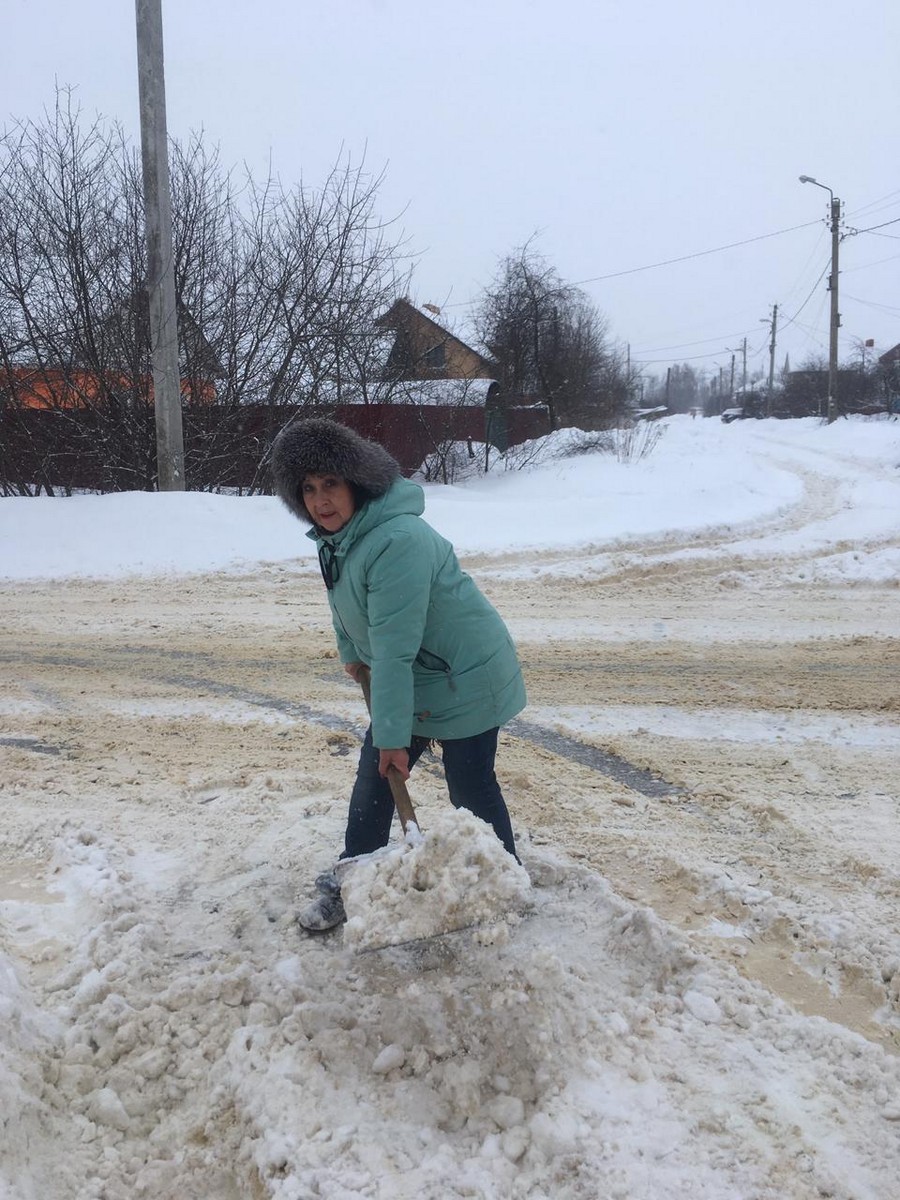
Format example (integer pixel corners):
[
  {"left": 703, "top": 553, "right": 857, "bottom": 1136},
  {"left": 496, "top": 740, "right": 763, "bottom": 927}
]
[
  {"left": 378, "top": 749, "right": 410, "bottom": 780},
  {"left": 346, "top": 663, "right": 408, "bottom": 779}
]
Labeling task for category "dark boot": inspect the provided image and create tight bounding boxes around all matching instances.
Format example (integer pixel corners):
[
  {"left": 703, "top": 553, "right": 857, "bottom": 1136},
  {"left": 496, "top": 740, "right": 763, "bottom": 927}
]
[{"left": 297, "top": 871, "right": 345, "bottom": 932}]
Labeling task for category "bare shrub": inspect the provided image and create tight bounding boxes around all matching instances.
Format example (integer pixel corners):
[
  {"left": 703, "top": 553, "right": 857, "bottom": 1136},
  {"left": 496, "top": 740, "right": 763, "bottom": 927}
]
[{"left": 613, "top": 420, "right": 666, "bottom": 463}]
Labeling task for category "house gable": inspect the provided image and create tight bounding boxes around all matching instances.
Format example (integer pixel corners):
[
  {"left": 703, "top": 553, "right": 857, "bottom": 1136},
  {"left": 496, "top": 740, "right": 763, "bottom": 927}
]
[{"left": 376, "top": 299, "right": 497, "bottom": 382}]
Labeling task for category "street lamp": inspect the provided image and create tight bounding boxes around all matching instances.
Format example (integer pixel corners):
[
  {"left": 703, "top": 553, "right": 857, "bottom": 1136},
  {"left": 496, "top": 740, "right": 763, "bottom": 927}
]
[{"left": 799, "top": 175, "right": 841, "bottom": 423}]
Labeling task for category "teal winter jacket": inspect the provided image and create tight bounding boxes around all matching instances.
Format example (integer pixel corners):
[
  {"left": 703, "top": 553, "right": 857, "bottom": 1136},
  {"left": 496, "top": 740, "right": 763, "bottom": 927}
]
[{"left": 308, "top": 478, "right": 526, "bottom": 748}]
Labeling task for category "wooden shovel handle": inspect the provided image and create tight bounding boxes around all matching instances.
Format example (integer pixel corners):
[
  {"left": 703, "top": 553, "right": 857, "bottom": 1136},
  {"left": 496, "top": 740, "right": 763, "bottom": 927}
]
[{"left": 357, "top": 666, "right": 419, "bottom": 833}]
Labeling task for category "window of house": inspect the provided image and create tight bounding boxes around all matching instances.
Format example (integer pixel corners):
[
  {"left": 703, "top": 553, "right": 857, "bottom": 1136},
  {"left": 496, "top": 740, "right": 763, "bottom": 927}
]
[{"left": 424, "top": 343, "right": 446, "bottom": 372}]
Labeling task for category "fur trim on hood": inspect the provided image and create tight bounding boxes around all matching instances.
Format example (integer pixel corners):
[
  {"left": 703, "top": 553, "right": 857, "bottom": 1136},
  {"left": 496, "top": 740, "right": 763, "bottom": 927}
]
[{"left": 271, "top": 417, "right": 401, "bottom": 523}]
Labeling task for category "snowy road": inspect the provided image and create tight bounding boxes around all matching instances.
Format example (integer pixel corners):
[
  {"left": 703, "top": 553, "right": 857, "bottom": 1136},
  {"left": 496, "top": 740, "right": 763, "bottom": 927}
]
[{"left": 2, "top": 419, "right": 900, "bottom": 1198}]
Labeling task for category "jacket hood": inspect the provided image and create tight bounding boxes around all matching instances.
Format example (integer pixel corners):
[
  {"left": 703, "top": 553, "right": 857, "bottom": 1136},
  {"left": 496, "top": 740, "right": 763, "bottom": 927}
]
[{"left": 271, "top": 417, "right": 401, "bottom": 523}]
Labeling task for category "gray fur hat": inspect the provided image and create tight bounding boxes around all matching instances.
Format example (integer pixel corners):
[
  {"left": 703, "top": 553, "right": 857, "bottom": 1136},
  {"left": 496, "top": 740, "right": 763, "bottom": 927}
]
[{"left": 271, "top": 417, "right": 401, "bottom": 523}]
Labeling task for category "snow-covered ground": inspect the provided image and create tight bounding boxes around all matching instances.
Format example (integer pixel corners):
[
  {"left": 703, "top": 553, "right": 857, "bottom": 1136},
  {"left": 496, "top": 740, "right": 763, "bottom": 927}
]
[
  {"left": 1, "top": 415, "right": 899, "bottom": 1198},
  {"left": 3, "top": 415, "right": 898, "bottom": 586}
]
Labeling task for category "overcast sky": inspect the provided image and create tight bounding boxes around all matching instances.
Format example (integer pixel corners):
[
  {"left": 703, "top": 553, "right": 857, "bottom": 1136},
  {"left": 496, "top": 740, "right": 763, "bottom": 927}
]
[{"left": 2, "top": 0, "right": 898, "bottom": 384}]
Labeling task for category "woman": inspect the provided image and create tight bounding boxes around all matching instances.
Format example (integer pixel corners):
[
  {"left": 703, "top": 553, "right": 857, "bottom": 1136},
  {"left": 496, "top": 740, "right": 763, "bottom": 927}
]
[{"left": 271, "top": 417, "right": 526, "bottom": 931}]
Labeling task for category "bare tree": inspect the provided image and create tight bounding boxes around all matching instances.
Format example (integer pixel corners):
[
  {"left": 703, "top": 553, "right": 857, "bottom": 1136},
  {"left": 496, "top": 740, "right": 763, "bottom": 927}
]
[
  {"left": 474, "top": 243, "right": 626, "bottom": 431},
  {"left": 0, "top": 93, "right": 407, "bottom": 495}
]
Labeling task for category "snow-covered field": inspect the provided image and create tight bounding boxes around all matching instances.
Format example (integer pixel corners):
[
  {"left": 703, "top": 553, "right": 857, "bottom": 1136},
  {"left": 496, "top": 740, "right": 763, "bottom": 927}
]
[{"left": 1, "top": 415, "right": 899, "bottom": 1199}]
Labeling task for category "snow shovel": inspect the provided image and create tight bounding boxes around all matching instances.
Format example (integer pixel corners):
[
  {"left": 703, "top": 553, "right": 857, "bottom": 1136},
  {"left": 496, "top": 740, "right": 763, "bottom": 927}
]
[
  {"left": 333, "top": 667, "right": 532, "bottom": 955},
  {"left": 330, "top": 664, "right": 422, "bottom": 892},
  {"left": 356, "top": 665, "right": 420, "bottom": 835},
  {"left": 296, "top": 670, "right": 424, "bottom": 938}
]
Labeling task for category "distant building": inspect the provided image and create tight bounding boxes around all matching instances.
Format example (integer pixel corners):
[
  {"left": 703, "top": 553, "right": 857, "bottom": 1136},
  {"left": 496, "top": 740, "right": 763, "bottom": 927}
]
[
  {"left": 2, "top": 291, "right": 222, "bottom": 410},
  {"left": 376, "top": 298, "right": 498, "bottom": 382},
  {"left": 2, "top": 365, "right": 215, "bottom": 410}
]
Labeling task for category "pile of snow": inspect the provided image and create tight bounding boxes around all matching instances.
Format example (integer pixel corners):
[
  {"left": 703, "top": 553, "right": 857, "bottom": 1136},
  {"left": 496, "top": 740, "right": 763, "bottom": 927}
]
[
  {"left": 338, "top": 808, "right": 532, "bottom": 951},
  {"left": 0, "top": 946, "right": 58, "bottom": 1198},
  {"left": 5, "top": 826, "right": 899, "bottom": 1199}
]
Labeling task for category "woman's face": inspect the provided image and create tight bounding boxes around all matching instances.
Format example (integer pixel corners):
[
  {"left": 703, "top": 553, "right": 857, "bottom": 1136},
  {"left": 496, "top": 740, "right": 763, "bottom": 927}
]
[{"left": 301, "top": 473, "right": 356, "bottom": 532}]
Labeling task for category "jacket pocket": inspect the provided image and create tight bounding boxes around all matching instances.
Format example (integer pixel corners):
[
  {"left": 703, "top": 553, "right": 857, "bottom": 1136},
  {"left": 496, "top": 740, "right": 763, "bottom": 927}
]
[
  {"left": 414, "top": 647, "right": 456, "bottom": 690},
  {"left": 415, "top": 647, "right": 451, "bottom": 673}
]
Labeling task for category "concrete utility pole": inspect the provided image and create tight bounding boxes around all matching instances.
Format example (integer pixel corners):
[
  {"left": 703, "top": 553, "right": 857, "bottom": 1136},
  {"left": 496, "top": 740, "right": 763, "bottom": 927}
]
[
  {"left": 136, "top": 0, "right": 185, "bottom": 490},
  {"left": 766, "top": 304, "right": 778, "bottom": 415},
  {"left": 800, "top": 176, "right": 841, "bottom": 424},
  {"left": 825, "top": 193, "right": 841, "bottom": 424},
  {"left": 727, "top": 339, "right": 748, "bottom": 400}
]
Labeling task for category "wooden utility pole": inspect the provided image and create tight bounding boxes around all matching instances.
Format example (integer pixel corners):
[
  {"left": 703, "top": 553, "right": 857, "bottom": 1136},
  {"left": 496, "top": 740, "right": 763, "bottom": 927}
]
[
  {"left": 767, "top": 304, "right": 778, "bottom": 415},
  {"left": 136, "top": 0, "right": 185, "bottom": 490}
]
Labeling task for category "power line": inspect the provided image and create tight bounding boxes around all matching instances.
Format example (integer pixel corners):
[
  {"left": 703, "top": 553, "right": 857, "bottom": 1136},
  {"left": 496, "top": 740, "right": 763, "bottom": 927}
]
[
  {"left": 570, "top": 220, "right": 821, "bottom": 286},
  {"left": 843, "top": 293, "right": 900, "bottom": 315},
  {"left": 632, "top": 349, "right": 730, "bottom": 365},
  {"left": 443, "top": 217, "right": 822, "bottom": 308},
  {"left": 847, "top": 189, "right": 900, "bottom": 218},
  {"left": 776, "top": 262, "right": 829, "bottom": 334},
  {"left": 634, "top": 329, "right": 761, "bottom": 354},
  {"left": 851, "top": 216, "right": 900, "bottom": 235},
  {"left": 843, "top": 251, "right": 900, "bottom": 273},
  {"left": 634, "top": 262, "right": 830, "bottom": 368},
  {"left": 632, "top": 260, "right": 830, "bottom": 366}
]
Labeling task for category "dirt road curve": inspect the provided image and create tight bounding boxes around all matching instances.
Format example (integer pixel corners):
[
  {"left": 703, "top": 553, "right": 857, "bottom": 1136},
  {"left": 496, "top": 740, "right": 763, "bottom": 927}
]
[{"left": 2, "top": 443, "right": 899, "bottom": 1055}]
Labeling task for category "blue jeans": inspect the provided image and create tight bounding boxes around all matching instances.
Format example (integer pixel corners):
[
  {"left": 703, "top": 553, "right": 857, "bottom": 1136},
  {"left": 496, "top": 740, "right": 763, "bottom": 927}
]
[{"left": 342, "top": 725, "right": 518, "bottom": 860}]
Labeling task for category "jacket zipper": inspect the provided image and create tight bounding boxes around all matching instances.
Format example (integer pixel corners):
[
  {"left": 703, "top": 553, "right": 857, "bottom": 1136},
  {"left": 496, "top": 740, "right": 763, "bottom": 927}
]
[
  {"left": 416, "top": 647, "right": 455, "bottom": 691},
  {"left": 323, "top": 548, "right": 355, "bottom": 648}
]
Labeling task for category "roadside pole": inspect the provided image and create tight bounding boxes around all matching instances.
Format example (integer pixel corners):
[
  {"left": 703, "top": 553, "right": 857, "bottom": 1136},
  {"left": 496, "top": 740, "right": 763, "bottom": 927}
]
[
  {"left": 135, "top": 0, "right": 185, "bottom": 490},
  {"left": 766, "top": 305, "right": 778, "bottom": 416},
  {"left": 826, "top": 195, "right": 841, "bottom": 424}
]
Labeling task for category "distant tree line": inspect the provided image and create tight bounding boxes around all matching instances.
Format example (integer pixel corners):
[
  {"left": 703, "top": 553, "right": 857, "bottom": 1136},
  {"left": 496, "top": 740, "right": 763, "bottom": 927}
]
[{"left": 641, "top": 348, "right": 899, "bottom": 419}]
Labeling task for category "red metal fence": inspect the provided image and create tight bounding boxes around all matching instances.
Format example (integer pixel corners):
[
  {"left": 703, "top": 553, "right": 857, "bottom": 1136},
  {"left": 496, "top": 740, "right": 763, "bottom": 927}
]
[{"left": 0, "top": 402, "right": 551, "bottom": 494}]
